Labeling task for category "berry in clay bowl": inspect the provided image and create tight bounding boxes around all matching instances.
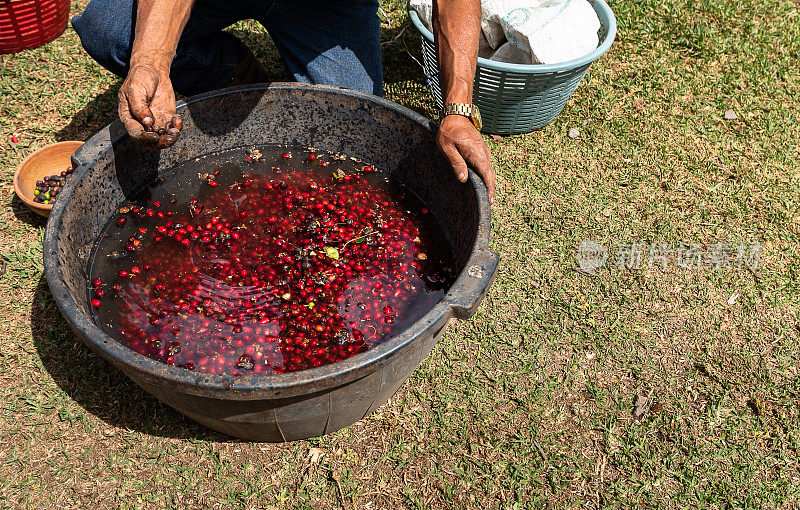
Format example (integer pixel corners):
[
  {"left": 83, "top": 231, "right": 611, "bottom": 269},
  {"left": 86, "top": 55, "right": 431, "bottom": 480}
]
[
  {"left": 43, "top": 83, "right": 499, "bottom": 442},
  {"left": 14, "top": 141, "right": 83, "bottom": 218}
]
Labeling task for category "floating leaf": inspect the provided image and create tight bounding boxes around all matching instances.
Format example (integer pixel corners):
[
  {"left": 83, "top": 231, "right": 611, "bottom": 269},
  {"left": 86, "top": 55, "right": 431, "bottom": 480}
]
[
  {"left": 246, "top": 146, "right": 262, "bottom": 160},
  {"left": 324, "top": 246, "right": 340, "bottom": 260},
  {"left": 333, "top": 169, "right": 346, "bottom": 180}
]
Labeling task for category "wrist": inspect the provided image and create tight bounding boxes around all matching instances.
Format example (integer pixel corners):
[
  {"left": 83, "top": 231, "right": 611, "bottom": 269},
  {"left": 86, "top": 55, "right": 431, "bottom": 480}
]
[
  {"left": 440, "top": 113, "right": 471, "bottom": 125},
  {"left": 129, "top": 52, "right": 172, "bottom": 75},
  {"left": 440, "top": 103, "right": 482, "bottom": 130}
]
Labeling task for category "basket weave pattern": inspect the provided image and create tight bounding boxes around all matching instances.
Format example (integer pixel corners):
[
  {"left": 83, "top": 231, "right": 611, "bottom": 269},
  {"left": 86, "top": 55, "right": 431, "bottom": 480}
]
[
  {"left": 411, "top": 0, "right": 616, "bottom": 135},
  {"left": 0, "top": 0, "right": 70, "bottom": 54}
]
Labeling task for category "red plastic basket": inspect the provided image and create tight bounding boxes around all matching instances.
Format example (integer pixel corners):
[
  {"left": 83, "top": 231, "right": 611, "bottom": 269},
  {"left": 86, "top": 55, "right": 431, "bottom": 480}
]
[{"left": 0, "top": 0, "right": 70, "bottom": 54}]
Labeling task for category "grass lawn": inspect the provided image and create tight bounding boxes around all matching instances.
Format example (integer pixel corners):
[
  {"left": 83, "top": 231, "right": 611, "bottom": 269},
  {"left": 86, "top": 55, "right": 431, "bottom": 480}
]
[{"left": 2, "top": 0, "right": 800, "bottom": 507}]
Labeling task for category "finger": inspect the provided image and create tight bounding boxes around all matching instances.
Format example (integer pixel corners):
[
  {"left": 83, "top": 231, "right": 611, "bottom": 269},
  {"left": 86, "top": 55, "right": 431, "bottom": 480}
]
[
  {"left": 483, "top": 140, "right": 493, "bottom": 165},
  {"left": 153, "top": 115, "right": 171, "bottom": 134},
  {"left": 138, "top": 131, "right": 161, "bottom": 150},
  {"left": 129, "top": 97, "right": 155, "bottom": 131},
  {"left": 127, "top": 72, "right": 160, "bottom": 129},
  {"left": 139, "top": 131, "right": 160, "bottom": 143},
  {"left": 484, "top": 144, "right": 496, "bottom": 203},
  {"left": 121, "top": 117, "right": 145, "bottom": 138},
  {"left": 118, "top": 97, "right": 146, "bottom": 138},
  {"left": 157, "top": 128, "right": 181, "bottom": 148},
  {"left": 466, "top": 154, "right": 495, "bottom": 200},
  {"left": 477, "top": 143, "right": 497, "bottom": 201},
  {"left": 460, "top": 141, "right": 496, "bottom": 202},
  {"left": 170, "top": 115, "right": 183, "bottom": 131},
  {"left": 439, "top": 140, "right": 469, "bottom": 183}
]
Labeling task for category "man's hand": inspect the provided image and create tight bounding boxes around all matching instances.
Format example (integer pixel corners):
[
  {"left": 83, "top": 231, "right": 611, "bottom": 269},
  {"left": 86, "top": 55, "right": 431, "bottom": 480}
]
[
  {"left": 117, "top": 0, "right": 195, "bottom": 148},
  {"left": 437, "top": 114, "right": 496, "bottom": 201},
  {"left": 118, "top": 64, "right": 182, "bottom": 149},
  {"left": 432, "top": 0, "right": 495, "bottom": 202}
]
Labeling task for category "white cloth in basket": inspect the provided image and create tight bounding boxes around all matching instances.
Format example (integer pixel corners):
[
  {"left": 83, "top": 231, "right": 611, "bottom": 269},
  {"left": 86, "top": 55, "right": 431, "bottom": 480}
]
[{"left": 409, "top": 0, "right": 600, "bottom": 65}]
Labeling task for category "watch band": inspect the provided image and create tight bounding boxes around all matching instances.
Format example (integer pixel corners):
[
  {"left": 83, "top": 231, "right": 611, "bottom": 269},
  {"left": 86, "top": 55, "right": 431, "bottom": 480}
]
[{"left": 440, "top": 103, "right": 482, "bottom": 131}]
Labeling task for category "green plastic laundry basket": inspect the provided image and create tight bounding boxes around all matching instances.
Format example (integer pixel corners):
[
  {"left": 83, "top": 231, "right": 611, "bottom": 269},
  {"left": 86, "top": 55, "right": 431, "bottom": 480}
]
[{"left": 409, "top": 0, "right": 616, "bottom": 135}]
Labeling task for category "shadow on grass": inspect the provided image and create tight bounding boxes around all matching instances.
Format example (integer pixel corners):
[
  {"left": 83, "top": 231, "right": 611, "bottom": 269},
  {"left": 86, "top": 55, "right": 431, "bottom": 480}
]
[
  {"left": 382, "top": 23, "right": 428, "bottom": 84},
  {"left": 56, "top": 85, "right": 121, "bottom": 143},
  {"left": 9, "top": 194, "right": 48, "bottom": 228},
  {"left": 31, "top": 275, "right": 233, "bottom": 441}
]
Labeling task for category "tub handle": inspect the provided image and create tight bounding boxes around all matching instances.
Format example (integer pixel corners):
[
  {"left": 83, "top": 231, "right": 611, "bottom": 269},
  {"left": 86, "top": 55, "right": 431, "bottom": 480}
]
[{"left": 445, "top": 247, "right": 500, "bottom": 320}]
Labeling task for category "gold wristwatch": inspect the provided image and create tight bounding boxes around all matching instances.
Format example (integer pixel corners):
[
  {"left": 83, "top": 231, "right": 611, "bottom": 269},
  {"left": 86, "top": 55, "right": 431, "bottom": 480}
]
[{"left": 439, "top": 103, "right": 482, "bottom": 131}]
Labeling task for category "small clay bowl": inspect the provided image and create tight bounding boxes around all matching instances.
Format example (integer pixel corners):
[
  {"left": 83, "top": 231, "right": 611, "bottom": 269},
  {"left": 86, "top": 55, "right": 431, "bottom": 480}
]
[{"left": 13, "top": 141, "right": 84, "bottom": 218}]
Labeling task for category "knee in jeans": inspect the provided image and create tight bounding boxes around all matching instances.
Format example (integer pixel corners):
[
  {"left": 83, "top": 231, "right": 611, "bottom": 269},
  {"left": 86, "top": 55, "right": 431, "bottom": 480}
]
[{"left": 71, "top": 3, "right": 133, "bottom": 73}]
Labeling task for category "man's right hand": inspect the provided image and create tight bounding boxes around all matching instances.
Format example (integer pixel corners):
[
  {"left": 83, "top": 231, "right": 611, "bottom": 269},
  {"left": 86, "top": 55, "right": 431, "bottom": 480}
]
[{"left": 118, "top": 64, "right": 182, "bottom": 149}]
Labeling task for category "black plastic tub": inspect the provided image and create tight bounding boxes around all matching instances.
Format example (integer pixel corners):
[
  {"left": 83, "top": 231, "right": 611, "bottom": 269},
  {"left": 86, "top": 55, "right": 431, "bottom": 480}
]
[{"left": 43, "top": 83, "right": 499, "bottom": 442}]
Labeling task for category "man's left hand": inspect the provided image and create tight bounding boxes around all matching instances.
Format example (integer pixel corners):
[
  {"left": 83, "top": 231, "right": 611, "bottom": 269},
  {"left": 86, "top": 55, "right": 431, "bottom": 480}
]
[{"left": 436, "top": 114, "right": 496, "bottom": 202}]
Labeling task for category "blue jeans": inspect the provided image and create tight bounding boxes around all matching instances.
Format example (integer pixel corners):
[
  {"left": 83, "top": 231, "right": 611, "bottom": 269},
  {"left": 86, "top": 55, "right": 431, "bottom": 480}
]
[{"left": 71, "top": 0, "right": 383, "bottom": 96}]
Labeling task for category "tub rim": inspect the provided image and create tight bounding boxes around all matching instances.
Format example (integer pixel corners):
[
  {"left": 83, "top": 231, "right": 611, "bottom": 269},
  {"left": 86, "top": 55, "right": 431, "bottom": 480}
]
[{"left": 43, "top": 83, "right": 498, "bottom": 399}]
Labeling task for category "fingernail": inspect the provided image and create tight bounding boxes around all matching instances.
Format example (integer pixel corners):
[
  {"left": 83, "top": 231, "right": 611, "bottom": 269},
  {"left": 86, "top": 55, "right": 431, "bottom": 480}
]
[
  {"left": 459, "top": 173, "right": 467, "bottom": 181},
  {"left": 143, "top": 116, "right": 153, "bottom": 125}
]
